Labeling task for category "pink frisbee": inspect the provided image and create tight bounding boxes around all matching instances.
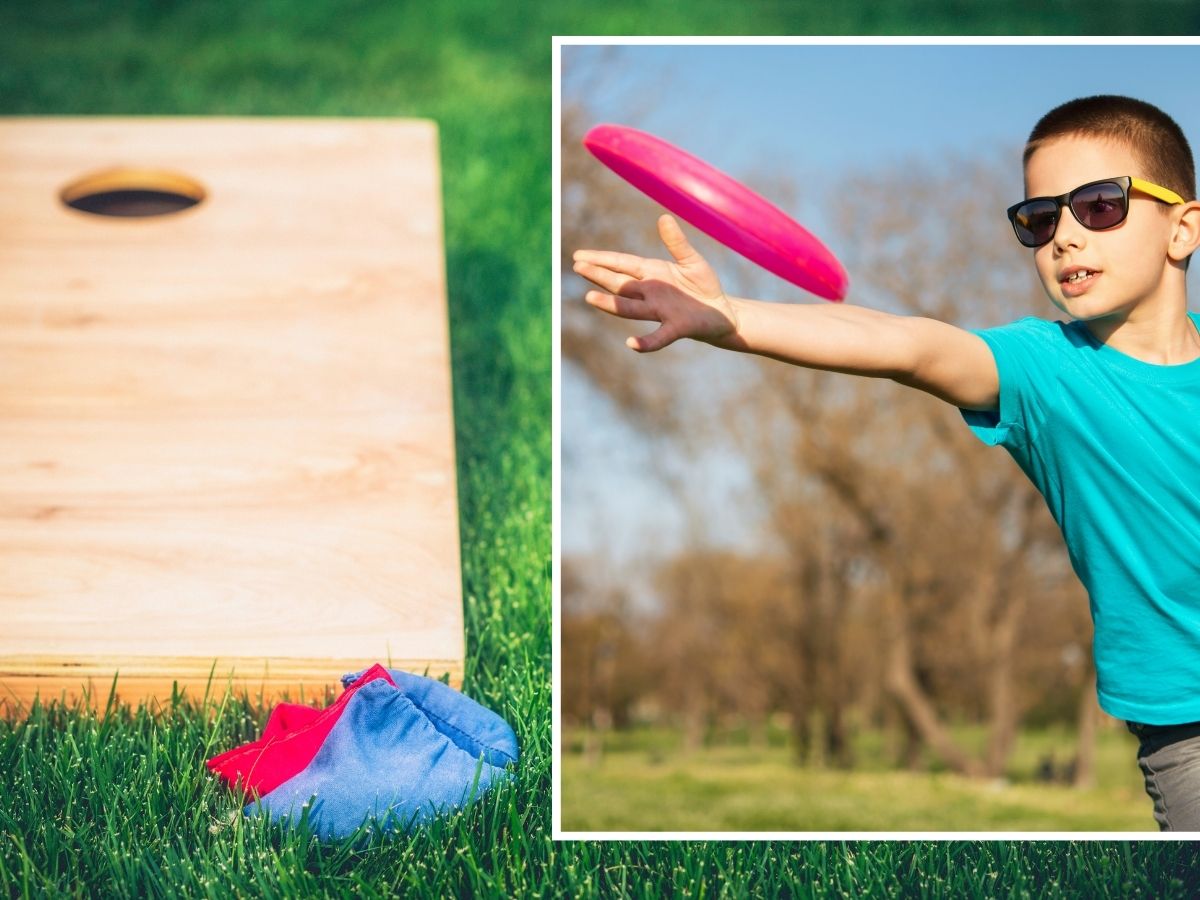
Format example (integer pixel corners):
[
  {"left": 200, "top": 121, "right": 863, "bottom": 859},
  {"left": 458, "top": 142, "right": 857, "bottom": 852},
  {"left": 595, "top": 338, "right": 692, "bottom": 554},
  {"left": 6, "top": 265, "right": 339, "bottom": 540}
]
[{"left": 583, "top": 124, "right": 848, "bottom": 301}]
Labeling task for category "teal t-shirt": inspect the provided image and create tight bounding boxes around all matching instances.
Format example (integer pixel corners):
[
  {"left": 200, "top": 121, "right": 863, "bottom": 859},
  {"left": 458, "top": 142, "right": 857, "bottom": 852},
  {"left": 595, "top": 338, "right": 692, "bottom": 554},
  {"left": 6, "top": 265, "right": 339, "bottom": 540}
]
[{"left": 961, "top": 313, "right": 1200, "bottom": 725}]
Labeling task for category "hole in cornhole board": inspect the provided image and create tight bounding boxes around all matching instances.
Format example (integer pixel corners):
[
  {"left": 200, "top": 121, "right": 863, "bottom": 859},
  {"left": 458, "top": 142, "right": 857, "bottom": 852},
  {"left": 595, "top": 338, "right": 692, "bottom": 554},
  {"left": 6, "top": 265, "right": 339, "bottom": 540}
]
[
  {"left": 0, "top": 118, "right": 463, "bottom": 713},
  {"left": 61, "top": 167, "right": 206, "bottom": 218}
]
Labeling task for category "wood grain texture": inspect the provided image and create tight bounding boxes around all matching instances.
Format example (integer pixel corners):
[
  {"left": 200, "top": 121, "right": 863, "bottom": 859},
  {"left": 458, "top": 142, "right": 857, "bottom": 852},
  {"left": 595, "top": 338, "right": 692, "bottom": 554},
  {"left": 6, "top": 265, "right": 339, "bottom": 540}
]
[{"left": 0, "top": 118, "right": 463, "bottom": 712}]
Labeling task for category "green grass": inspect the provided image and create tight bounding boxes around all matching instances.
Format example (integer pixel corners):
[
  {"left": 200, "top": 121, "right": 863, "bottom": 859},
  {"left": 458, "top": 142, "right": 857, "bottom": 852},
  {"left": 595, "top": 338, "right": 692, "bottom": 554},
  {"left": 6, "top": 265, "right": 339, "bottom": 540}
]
[
  {"left": 561, "top": 727, "right": 1152, "bottom": 832},
  {"left": 0, "top": 2, "right": 555, "bottom": 895},
  {"left": 4, "top": 1, "right": 1200, "bottom": 897}
]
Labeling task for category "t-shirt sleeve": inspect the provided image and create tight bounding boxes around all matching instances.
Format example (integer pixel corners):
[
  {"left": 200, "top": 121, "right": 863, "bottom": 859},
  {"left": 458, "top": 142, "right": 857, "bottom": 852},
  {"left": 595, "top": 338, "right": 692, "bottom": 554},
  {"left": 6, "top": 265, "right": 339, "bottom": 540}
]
[{"left": 958, "top": 317, "right": 1051, "bottom": 456}]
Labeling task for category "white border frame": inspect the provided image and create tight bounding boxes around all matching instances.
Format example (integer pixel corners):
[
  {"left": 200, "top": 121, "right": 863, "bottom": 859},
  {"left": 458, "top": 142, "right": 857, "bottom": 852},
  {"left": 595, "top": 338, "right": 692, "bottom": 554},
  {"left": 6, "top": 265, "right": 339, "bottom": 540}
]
[{"left": 552, "top": 34, "right": 1200, "bottom": 842}]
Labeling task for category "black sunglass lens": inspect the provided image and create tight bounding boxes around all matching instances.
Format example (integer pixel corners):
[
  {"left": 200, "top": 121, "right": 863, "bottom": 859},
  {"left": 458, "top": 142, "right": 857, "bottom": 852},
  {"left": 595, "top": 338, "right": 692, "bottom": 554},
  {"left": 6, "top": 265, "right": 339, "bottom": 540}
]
[
  {"left": 1071, "top": 181, "right": 1126, "bottom": 230},
  {"left": 1013, "top": 200, "right": 1059, "bottom": 246}
]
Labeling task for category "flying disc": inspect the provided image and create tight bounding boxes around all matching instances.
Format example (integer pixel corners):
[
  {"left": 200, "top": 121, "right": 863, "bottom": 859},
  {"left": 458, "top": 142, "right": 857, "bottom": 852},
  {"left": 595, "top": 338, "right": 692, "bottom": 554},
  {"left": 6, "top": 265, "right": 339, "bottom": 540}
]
[{"left": 583, "top": 124, "right": 848, "bottom": 301}]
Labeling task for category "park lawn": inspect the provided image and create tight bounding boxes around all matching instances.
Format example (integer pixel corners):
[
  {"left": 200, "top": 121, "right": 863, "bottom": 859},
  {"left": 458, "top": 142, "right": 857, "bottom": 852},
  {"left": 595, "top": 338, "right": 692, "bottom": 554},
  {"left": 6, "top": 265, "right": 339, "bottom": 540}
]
[{"left": 561, "top": 726, "right": 1154, "bottom": 832}]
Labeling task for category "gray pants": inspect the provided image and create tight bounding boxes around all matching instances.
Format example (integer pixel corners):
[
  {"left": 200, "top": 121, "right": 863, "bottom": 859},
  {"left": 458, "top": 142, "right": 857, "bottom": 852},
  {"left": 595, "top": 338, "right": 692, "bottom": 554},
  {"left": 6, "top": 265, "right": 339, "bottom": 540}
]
[{"left": 1127, "top": 721, "right": 1200, "bottom": 831}]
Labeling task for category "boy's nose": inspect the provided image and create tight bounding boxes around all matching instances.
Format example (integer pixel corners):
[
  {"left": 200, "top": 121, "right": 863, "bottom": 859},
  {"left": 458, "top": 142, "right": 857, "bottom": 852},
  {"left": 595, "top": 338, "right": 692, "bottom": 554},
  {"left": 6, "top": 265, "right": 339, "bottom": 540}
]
[{"left": 1052, "top": 203, "right": 1087, "bottom": 250}]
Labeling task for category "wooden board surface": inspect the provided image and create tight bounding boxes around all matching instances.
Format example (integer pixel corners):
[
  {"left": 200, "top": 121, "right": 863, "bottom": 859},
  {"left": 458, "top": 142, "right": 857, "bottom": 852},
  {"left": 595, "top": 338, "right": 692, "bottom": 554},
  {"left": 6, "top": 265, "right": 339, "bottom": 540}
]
[{"left": 0, "top": 117, "right": 463, "bottom": 712}]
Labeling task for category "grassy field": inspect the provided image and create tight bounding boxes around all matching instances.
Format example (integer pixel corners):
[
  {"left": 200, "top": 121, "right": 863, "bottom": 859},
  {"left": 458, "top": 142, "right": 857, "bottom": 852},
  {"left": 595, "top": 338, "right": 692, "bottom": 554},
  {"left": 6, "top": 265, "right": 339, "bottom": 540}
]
[
  {"left": 4, "top": 1, "right": 1200, "bottom": 897},
  {"left": 562, "top": 726, "right": 1153, "bottom": 832}
]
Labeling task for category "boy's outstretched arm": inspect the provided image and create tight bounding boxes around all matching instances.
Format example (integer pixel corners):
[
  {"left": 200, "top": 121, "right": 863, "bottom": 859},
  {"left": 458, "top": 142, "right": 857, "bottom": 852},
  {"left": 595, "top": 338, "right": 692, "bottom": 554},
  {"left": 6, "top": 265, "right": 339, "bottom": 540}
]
[{"left": 574, "top": 215, "right": 1000, "bottom": 412}]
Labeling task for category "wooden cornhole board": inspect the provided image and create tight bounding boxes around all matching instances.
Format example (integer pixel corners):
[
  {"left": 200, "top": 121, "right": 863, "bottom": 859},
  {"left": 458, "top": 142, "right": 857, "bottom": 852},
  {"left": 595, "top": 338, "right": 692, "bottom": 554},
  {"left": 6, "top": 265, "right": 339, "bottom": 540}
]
[{"left": 0, "top": 117, "right": 463, "bottom": 712}]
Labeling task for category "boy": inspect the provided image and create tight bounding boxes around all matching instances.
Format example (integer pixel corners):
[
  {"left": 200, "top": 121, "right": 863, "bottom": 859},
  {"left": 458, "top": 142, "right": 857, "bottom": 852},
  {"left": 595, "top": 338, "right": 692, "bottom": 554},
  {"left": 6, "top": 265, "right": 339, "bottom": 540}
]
[{"left": 573, "top": 95, "right": 1200, "bottom": 831}]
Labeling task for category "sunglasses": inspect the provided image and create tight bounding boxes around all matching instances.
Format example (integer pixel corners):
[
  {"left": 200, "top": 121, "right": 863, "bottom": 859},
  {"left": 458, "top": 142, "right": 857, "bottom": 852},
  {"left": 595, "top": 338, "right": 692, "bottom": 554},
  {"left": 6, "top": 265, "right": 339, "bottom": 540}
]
[{"left": 1006, "top": 176, "right": 1185, "bottom": 248}]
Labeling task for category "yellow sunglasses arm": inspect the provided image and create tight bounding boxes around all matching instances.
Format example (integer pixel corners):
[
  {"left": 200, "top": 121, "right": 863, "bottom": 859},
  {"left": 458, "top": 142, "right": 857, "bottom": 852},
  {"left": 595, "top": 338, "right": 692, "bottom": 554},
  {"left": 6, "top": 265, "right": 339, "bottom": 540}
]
[{"left": 1131, "top": 177, "right": 1186, "bottom": 206}]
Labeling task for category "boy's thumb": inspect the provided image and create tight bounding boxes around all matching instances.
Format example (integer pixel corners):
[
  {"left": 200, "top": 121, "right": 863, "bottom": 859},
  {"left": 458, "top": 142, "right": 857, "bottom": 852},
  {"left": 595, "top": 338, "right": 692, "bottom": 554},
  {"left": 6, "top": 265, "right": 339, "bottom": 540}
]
[
  {"left": 628, "top": 324, "right": 674, "bottom": 353},
  {"left": 658, "top": 215, "right": 699, "bottom": 265}
]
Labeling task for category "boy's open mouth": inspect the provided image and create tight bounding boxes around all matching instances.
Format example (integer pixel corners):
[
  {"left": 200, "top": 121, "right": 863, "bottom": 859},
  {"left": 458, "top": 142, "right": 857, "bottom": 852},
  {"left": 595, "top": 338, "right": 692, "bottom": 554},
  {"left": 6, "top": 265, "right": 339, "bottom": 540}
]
[
  {"left": 1059, "top": 267, "right": 1100, "bottom": 296},
  {"left": 1060, "top": 267, "right": 1099, "bottom": 285}
]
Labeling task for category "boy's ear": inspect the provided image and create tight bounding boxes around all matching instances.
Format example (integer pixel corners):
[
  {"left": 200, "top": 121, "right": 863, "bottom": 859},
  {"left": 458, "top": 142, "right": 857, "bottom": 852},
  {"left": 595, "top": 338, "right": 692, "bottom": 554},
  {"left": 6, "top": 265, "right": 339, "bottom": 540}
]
[{"left": 1168, "top": 201, "right": 1200, "bottom": 263}]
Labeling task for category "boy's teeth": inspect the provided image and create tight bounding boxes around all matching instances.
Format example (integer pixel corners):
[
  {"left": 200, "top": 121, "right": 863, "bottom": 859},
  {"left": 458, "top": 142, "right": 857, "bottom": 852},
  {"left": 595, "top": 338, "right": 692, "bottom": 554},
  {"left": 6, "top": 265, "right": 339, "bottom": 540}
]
[{"left": 1067, "top": 270, "right": 1093, "bottom": 283}]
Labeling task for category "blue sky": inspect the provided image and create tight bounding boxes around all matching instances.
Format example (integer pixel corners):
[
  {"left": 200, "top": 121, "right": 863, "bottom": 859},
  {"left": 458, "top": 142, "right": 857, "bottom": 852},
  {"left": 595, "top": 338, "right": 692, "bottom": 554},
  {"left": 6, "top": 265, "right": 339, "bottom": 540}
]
[{"left": 563, "top": 43, "right": 1200, "bottom": 190}]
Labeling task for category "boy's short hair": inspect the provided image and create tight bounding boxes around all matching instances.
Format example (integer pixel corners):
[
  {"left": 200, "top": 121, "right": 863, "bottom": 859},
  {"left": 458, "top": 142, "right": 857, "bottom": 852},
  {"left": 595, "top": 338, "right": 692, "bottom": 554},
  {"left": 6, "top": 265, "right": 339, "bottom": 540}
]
[{"left": 1023, "top": 95, "right": 1196, "bottom": 203}]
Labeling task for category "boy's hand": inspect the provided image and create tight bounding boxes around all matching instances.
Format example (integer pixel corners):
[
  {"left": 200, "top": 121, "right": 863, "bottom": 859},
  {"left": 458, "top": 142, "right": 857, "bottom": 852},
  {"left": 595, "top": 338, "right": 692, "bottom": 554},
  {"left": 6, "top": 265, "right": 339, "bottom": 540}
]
[
  {"left": 573, "top": 215, "right": 737, "bottom": 352},
  {"left": 573, "top": 215, "right": 1000, "bottom": 412}
]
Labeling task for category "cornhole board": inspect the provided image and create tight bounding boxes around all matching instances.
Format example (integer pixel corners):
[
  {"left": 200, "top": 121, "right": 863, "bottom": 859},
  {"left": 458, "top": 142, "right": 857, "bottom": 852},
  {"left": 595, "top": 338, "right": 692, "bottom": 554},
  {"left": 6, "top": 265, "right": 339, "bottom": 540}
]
[{"left": 0, "top": 117, "right": 463, "bottom": 712}]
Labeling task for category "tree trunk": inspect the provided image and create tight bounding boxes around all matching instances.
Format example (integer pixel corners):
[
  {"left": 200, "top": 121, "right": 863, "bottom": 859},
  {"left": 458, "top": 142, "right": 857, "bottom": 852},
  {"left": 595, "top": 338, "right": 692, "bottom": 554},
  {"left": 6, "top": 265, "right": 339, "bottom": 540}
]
[
  {"left": 984, "top": 591, "right": 1025, "bottom": 778},
  {"left": 683, "top": 705, "right": 705, "bottom": 753},
  {"left": 586, "top": 708, "right": 611, "bottom": 767},
  {"left": 884, "top": 610, "right": 985, "bottom": 777},
  {"left": 1073, "top": 666, "right": 1098, "bottom": 789},
  {"left": 899, "top": 708, "right": 924, "bottom": 770},
  {"left": 791, "top": 703, "right": 813, "bottom": 764},
  {"left": 825, "top": 698, "right": 854, "bottom": 768}
]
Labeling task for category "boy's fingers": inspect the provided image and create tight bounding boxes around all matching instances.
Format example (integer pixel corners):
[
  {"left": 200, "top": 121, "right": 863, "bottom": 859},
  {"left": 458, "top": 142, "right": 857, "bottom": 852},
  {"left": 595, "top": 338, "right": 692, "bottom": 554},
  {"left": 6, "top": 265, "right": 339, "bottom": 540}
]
[
  {"left": 657, "top": 215, "right": 701, "bottom": 266},
  {"left": 584, "top": 290, "right": 655, "bottom": 321},
  {"left": 573, "top": 260, "right": 643, "bottom": 297},
  {"left": 572, "top": 249, "right": 646, "bottom": 279}
]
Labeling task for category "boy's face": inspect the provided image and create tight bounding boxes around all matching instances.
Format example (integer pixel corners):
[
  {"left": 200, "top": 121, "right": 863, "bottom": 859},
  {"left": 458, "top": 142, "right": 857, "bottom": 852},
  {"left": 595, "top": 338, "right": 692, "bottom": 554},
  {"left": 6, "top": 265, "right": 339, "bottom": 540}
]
[{"left": 1023, "top": 135, "right": 1179, "bottom": 323}]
